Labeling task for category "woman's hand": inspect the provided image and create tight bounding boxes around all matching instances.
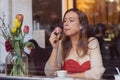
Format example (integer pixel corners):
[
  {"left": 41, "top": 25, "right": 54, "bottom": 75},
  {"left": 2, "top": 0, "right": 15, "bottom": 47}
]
[
  {"left": 67, "top": 73, "right": 85, "bottom": 78},
  {"left": 49, "top": 27, "right": 62, "bottom": 49}
]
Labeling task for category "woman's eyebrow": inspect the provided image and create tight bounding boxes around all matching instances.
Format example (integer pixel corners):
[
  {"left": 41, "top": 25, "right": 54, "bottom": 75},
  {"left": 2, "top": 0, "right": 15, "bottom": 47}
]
[
  {"left": 64, "top": 17, "right": 75, "bottom": 20},
  {"left": 69, "top": 17, "right": 75, "bottom": 19}
]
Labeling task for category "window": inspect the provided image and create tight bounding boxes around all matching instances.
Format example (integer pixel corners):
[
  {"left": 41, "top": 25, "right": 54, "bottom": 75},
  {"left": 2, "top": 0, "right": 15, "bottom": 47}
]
[{"left": 75, "top": 0, "right": 120, "bottom": 25}]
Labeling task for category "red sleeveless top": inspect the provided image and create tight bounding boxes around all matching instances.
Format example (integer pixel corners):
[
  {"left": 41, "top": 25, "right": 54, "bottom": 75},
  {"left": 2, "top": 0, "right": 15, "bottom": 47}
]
[{"left": 63, "top": 59, "right": 91, "bottom": 74}]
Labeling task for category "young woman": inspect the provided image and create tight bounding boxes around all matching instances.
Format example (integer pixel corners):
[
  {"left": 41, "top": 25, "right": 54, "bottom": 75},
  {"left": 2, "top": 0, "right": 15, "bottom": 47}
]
[{"left": 44, "top": 8, "right": 105, "bottom": 79}]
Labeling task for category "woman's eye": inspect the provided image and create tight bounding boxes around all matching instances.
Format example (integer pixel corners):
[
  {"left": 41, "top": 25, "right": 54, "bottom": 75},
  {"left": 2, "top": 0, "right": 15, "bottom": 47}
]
[
  {"left": 63, "top": 19, "right": 74, "bottom": 23},
  {"left": 63, "top": 20, "right": 66, "bottom": 23},
  {"left": 70, "top": 19, "right": 74, "bottom": 22}
]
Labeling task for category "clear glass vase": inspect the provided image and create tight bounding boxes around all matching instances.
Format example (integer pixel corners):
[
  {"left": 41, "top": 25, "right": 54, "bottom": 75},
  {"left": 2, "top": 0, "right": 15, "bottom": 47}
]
[
  {"left": 6, "top": 51, "right": 28, "bottom": 76},
  {"left": 21, "top": 52, "right": 29, "bottom": 76},
  {"left": 5, "top": 51, "right": 15, "bottom": 76}
]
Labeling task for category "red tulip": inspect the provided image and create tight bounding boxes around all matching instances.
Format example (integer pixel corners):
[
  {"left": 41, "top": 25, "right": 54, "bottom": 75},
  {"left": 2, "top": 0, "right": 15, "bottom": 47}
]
[
  {"left": 16, "top": 14, "right": 24, "bottom": 22},
  {"left": 5, "top": 40, "right": 12, "bottom": 52},
  {"left": 23, "top": 25, "right": 29, "bottom": 34}
]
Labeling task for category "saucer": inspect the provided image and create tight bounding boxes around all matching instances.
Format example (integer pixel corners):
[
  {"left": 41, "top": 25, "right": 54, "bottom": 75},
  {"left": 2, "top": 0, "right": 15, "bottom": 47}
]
[{"left": 54, "top": 77, "right": 73, "bottom": 80}]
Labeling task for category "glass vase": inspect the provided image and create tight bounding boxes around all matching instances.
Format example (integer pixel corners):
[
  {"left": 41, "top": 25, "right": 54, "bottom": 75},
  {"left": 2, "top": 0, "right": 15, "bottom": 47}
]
[
  {"left": 6, "top": 51, "right": 28, "bottom": 76},
  {"left": 5, "top": 51, "right": 15, "bottom": 76},
  {"left": 21, "top": 52, "right": 29, "bottom": 76}
]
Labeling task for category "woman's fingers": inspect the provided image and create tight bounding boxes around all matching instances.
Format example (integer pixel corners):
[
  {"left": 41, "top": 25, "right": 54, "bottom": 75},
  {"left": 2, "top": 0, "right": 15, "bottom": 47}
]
[
  {"left": 54, "top": 27, "right": 62, "bottom": 35},
  {"left": 49, "top": 27, "right": 62, "bottom": 48}
]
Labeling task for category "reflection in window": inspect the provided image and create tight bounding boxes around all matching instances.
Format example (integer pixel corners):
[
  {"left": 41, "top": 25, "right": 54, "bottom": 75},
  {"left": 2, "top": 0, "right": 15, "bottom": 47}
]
[
  {"left": 32, "top": 0, "right": 62, "bottom": 30},
  {"left": 32, "top": 0, "right": 62, "bottom": 47},
  {"left": 75, "top": 0, "right": 120, "bottom": 25}
]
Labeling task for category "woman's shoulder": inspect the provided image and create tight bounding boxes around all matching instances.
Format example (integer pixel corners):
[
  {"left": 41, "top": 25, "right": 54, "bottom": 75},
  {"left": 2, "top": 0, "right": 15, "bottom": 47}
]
[
  {"left": 88, "top": 37, "right": 96, "bottom": 41},
  {"left": 88, "top": 37, "right": 99, "bottom": 49}
]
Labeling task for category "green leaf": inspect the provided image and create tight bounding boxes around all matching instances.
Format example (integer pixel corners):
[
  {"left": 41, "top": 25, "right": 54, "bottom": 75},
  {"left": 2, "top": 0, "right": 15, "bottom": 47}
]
[{"left": 1, "top": 28, "right": 7, "bottom": 40}]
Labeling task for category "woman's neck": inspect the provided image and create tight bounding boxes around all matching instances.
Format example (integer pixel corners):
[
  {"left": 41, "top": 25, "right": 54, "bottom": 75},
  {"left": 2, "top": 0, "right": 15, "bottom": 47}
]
[{"left": 70, "top": 34, "right": 79, "bottom": 49}]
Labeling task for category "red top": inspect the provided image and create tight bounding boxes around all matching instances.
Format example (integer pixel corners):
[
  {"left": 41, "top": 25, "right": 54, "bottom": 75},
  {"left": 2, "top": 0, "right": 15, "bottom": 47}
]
[{"left": 63, "top": 59, "right": 91, "bottom": 74}]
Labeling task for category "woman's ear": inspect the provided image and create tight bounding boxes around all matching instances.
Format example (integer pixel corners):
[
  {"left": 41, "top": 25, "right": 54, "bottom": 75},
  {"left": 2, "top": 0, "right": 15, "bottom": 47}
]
[{"left": 80, "top": 26, "right": 83, "bottom": 30}]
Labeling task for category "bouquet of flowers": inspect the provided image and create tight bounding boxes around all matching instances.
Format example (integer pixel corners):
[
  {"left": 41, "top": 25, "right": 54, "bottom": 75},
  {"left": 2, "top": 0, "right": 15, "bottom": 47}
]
[{"left": 0, "top": 14, "right": 33, "bottom": 76}]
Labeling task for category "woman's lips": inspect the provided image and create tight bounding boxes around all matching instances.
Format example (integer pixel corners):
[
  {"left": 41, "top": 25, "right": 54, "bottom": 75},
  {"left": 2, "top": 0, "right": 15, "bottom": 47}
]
[{"left": 64, "top": 28, "right": 70, "bottom": 31}]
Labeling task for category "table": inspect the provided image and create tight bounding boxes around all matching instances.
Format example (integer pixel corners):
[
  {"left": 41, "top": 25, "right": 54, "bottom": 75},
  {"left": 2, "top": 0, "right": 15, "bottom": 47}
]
[{"left": 0, "top": 74, "right": 113, "bottom": 80}]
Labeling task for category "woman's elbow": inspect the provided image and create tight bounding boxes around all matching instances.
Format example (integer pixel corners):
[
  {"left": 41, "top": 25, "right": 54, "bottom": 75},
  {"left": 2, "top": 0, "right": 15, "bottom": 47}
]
[
  {"left": 93, "top": 69, "right": 105, "bottom": 79},
  {"left": 44, "top": 63, "right": 57, "bottom": 77},
  {"left": 44, "top": 67, "right": 55, "bottom": 77},
  {"left": 85, "top": 67, "right": 105, "bottom": 79}
]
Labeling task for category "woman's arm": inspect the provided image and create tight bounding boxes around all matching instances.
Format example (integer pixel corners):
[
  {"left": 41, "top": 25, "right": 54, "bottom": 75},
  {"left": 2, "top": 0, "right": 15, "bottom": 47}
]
[
  {"left": 67, "top": 72, "right": 85, "bottom": 78},
  {"left": 44, "top": 48, "right": 58, "bottom": 77},
  {"left": 44, "top": 41, "right": 62, "bottom": 77},
  {"left": 85, "top": 38, "right": 105, "bottom": 79},
  {"left": 45, "top": 27, "right": 62, "bottom": 77}
]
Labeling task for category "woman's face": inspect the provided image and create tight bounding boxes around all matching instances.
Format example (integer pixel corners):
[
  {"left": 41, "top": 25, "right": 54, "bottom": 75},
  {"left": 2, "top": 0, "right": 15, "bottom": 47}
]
[{"left": 63, "top": 11, "right": 82, "bottom": 36}]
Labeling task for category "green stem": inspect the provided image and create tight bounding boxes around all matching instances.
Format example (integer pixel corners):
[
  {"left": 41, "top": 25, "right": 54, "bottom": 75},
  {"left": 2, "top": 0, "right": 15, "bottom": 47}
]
[{"left": 14, "top": 40, "right": 21, "bottom": 56}]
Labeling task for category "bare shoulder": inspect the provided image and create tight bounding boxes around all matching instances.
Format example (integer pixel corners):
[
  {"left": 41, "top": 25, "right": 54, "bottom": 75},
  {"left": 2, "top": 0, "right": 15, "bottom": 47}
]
[{"left": 88, "top": 37, "right": 99, "bottom": 49}]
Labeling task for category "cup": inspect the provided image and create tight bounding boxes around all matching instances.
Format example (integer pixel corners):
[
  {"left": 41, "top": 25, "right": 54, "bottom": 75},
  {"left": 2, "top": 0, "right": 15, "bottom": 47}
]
[
  {"left": 114, "top": 74, "right": 120, "bottom": 80},
  {"left": 56, "top": 70, "right": 67, "bottom": 78}
]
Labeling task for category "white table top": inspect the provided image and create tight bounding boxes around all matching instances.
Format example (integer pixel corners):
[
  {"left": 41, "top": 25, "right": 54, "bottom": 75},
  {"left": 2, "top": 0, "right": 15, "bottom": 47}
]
[{"left": 0, "top": 74, "right": 112, "bottom": 80}]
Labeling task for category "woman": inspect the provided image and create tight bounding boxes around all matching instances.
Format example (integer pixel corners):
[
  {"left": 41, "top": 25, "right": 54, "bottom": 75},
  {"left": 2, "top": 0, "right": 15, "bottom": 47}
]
[{"left": 45, "top": 8, "right": 105, "bottom": 79}]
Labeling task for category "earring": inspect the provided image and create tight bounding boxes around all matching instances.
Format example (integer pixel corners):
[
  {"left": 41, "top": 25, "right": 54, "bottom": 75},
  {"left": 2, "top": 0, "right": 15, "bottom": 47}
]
[{"left": 80, "top": 26, "right": 83, "bottom": 30}]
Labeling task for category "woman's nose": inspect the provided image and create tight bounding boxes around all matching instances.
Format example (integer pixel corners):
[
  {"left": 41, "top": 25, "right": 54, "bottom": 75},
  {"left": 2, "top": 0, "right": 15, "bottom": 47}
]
[{"left": 64, "top": 21, "right": 69, "bottom": 27}]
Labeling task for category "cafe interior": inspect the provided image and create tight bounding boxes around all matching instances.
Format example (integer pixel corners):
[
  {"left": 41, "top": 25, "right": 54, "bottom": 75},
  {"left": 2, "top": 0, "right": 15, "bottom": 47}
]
[{"left": 0, "top": 0, "right": 120, "bottom": 80}]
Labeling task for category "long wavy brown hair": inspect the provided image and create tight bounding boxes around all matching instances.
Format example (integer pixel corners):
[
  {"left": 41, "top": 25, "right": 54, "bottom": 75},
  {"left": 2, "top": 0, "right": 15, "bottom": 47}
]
[{"left": 61, "top": 8, "right": 91, "bottom": 60}]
